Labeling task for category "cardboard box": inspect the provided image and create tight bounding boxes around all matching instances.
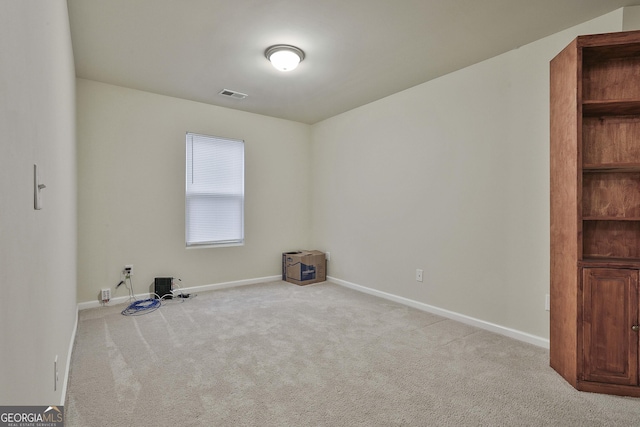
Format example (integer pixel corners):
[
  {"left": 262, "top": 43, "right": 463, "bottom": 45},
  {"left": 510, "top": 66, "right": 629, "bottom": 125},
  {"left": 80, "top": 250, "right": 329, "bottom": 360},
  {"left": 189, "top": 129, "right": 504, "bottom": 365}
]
[
  {"left": 282, "top": 250, "right": 326, "bottom": 286},
  {"left": 282, "top": 251, "right": 302, "bottom": 280}
]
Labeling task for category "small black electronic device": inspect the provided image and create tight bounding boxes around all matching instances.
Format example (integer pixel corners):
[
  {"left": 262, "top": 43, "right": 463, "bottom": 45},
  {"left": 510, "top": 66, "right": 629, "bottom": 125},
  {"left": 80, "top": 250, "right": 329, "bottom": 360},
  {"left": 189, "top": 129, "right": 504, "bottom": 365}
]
[{"left": 154, "top": 277, "right": 173, "bottom": 299}]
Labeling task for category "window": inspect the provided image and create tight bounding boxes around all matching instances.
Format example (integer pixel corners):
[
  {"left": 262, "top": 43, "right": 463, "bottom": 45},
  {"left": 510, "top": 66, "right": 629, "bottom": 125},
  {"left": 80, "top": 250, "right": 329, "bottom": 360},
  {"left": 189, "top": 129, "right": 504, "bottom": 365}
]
[{"left": 185, "top": 133, "right": 244, "bottom": 247}]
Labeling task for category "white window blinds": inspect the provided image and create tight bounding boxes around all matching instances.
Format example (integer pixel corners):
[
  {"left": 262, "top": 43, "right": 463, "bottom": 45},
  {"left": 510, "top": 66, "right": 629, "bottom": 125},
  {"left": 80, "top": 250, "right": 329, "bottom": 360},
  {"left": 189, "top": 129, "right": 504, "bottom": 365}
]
[{"left": 186, "top": 133, "right": 244, "bottom": 247}]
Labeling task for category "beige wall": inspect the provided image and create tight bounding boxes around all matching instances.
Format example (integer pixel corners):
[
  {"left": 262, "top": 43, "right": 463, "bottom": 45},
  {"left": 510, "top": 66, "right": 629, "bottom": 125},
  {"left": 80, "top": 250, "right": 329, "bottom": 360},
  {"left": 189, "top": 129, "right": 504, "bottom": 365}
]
[
  {"left": 0, "top": 0, "right": 635, "bottom": 408},
  {"left": 0, "top": 1, "right": 77, "bottom": 405},
  {"left": 623, "top": 5, "right": 640, "bottom": 30},
  {"left": 77, "top": 80, "right": 312, "bottom": 303},
  {"left": 310, "top": 10, "right": 624, "bottom": 341},
  {"left": 76, "top": 7, "right": 632, "bottom": 343}
]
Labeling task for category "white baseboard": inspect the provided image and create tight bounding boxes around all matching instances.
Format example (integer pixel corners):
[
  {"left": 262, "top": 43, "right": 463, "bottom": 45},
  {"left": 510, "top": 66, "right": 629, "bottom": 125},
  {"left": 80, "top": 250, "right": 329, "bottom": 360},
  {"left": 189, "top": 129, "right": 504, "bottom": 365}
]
[
  {"left": 329, "top": 276, "right": 550, "bottom": 349},
  {"left": 77, "top": 275, "right": 282, "bottom": 311},
  {"left": 77, "top": 293, "right": 147, "bottom": 311},
  {"left": 60, "top": 307, "right": 78, "bottom": 406},
  {"left": 177, "top": 275, "right": 281, "bottom": 295}
]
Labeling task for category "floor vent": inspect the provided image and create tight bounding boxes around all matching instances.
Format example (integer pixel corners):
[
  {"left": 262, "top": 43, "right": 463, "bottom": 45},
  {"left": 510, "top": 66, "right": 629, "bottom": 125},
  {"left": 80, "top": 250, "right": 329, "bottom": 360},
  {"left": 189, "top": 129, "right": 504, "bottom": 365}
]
[{"left": 219, "top": 89, "right": 248, "bottom": 100}]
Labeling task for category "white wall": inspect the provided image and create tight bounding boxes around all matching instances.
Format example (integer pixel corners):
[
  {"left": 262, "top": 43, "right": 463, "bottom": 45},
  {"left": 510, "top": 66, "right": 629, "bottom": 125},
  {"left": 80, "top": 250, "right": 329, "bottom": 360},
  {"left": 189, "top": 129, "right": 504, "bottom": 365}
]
[
  {"left": 77, "top": 80, "right": 311, "bottom": 303},
  {"left": 310, "top": 10, "right": 624, "bottom": 341},
  {"left": 0, "top": 1, "right": 77, "bottom": 405}
]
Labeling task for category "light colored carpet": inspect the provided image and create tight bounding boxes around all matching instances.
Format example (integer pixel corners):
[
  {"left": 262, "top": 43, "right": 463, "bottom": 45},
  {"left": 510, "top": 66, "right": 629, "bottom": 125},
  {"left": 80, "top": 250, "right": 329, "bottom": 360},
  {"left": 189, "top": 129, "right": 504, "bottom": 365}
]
[{"left": 66, "top": 281, "right": 640, "bottom": 426}]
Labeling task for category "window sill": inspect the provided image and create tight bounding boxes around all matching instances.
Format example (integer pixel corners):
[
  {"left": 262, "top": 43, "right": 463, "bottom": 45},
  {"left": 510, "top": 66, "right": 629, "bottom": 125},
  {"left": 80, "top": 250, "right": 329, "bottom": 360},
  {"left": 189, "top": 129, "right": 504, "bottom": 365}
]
[{"left": 186, "top": 242, "right": 244, "bottom": 249}]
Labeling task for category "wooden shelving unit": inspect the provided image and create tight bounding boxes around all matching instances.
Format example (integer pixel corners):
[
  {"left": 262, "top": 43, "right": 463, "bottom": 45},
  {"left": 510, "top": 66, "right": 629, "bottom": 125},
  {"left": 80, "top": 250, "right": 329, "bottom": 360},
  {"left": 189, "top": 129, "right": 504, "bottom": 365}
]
[{"left": 551, "top": 30, "right": 640, "bottom": 398}]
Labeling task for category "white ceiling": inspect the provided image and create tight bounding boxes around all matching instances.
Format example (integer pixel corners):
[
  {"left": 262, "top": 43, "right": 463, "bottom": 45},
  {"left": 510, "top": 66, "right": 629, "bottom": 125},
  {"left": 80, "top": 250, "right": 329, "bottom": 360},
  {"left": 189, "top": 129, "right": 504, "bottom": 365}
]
[{"left": 68, "top": 0, "right": 639, "bottom": 124}]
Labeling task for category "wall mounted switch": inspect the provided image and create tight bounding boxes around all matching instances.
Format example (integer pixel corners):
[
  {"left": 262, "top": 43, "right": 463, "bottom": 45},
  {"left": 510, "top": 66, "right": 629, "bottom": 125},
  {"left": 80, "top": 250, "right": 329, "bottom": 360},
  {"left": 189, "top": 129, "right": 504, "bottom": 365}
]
[
  {"left": 34, "top": 164, "right": 46, "bottom": 210},
  {"left": 54, "top": 355, "right": 58, "bottom": 391}
]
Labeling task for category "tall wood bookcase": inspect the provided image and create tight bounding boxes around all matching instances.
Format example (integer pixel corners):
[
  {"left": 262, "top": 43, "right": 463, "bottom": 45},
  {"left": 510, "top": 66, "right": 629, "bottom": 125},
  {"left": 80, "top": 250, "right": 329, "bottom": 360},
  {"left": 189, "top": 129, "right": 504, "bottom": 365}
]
[{"left": 551, "top": 30, "right": 640, "bottom": 398}]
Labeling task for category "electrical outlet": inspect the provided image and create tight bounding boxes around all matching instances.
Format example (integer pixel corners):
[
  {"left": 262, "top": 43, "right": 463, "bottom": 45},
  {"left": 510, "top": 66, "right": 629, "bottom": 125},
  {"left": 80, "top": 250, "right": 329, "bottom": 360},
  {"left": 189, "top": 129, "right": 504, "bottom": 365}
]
[
  {"left": 124, "top": 264, "right": 133, "bottom": 276},
  {"left": 101, "top": 288, "right": 111, "bottom": 302},
  {"left": 326, "top": 252, "right": 331, "bottom": 261},
  {"left": 416, "top": 269, "right": 424, "bottom": 282},
  {"left": 545, "top": 294, "right": 550, "bottom": 311}
]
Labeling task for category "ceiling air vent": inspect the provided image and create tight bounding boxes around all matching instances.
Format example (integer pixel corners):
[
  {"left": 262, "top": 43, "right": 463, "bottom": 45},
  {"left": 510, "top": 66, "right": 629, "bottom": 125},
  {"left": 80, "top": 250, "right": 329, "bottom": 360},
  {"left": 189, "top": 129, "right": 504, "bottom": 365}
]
[{"left": 218, "top": 89, "right": 248, "bottom": 100}]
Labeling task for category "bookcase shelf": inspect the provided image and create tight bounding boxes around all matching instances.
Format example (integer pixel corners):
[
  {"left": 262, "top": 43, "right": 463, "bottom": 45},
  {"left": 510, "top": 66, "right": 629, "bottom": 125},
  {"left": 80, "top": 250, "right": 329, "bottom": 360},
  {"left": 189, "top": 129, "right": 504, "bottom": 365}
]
[
  {"left": 583, "top": 100, "right": 640, "bottom": 116},
  {"left": 583, "top": 217, "right": 640, "bottom": 221},
  {"left": 583, "top": 164, "right": 640, "bottom": 172}
]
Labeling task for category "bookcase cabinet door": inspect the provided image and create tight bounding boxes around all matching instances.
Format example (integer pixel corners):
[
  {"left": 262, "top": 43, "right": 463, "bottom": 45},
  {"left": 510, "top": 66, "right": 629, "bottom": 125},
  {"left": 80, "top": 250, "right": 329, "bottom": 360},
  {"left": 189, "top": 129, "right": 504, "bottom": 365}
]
[{"left": 582, "top": 268, "right": 639, "bottom": 386}]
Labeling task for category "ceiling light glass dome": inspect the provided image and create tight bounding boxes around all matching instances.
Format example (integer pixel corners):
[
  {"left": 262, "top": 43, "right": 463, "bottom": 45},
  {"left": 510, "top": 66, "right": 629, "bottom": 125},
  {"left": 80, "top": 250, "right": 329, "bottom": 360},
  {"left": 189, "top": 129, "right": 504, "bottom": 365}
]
[{"left": 265, "top": 45, "right": 305, "bottom": 72}]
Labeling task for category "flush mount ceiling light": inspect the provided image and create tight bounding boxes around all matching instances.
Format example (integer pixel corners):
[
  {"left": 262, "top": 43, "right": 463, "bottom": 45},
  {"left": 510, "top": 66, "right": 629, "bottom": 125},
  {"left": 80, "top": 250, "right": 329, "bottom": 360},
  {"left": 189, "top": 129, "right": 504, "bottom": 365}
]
[{"left": 265, "top": 45, "right": 305, "bottom": 72}]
